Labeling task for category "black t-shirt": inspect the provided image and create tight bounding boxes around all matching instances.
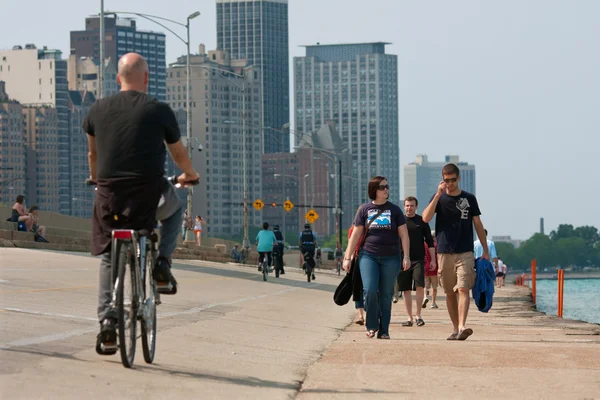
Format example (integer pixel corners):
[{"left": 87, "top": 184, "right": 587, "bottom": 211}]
[
  {"left": 433, "top": 191, "right": 481, "bottom": 254},
  {"left": 353, "top": 201, "right": 406, "bottom": 256},
  {"left": 403, "top": 214, "right": 434, "bottom": 261},
  {"left": 82, "top": 91, "right": 181, "bottom": 179}
]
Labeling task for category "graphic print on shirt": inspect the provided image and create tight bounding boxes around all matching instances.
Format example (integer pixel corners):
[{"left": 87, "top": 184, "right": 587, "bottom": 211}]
[
  {"left": 367, "top": 209, "right": 392, "bottom": 230},
  {"left": 456, "top": 198, "right": 470, "bottom": 220}
]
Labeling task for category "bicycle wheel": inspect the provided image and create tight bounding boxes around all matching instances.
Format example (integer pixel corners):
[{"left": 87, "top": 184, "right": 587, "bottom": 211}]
[
  {"left": 274, "top": 256, "right": 280, "bottom": 278},
  {"left": 117, "top": 241, "right": 137, "bottom": 368},
  {"left": 141, "top": 247, "right": 157, "bottom": 364},
  {"left": 306, "top": 264, "right": 312, "bottom": 282},
  {"left": 262, "top": 261, "right": 267, "bottom": 281},
  {"left": 337, "top": 261, "right": 341, "bottom": 276}
]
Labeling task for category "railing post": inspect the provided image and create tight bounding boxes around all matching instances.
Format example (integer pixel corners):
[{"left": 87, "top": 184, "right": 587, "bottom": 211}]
[
  {"left": 531, "top": 259, "right": 537, "bottom": 304},
  {"left": 557, "top": 269, "right": 564, "bottom": 317}
]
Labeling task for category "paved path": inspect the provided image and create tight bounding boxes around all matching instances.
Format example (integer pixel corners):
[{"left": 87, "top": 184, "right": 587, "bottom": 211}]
[
  {"left": 0, "top": 248, "right": 352, "bottom": 399},
  {"left": 298, "top": 286, "right": 600, "bottom": 399},
  {"left": 1, "top": 248, "right": 599, "bottom": 399}
]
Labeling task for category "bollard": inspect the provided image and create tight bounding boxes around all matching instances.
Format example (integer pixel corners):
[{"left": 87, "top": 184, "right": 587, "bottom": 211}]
[
  {"left": 557, "top": 269, "right": 564, "bottom": 317},
  {"left": 531, "top": 260, "right": 537, "bottom": 304}
]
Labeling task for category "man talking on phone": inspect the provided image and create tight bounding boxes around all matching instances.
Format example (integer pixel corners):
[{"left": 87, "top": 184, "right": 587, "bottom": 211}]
[{"left": 422, "top": 163, "right": 489, "bottom": 341}]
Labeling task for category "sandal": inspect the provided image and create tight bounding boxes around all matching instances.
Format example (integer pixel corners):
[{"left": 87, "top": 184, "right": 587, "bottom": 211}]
[
  {"left": 401, "top": 320, "right": 413, "bottom": 327},
  {"left": 416, "top": 318, "right": 425, "bottom": 327},
  {"left": 365, "top": 330, "right": 376, "bottom": 338},
  {"left": 457, "top": 328, "right": 473, "bottom": 341},
  {"left": 447, "top": 333, "right": 458, "bottom": 340},
  {"left": 356, "top": 318, "right": 365, "bottom": 326},
  {"left": 377, "top": 333, "right": 390, "bottom": 340}
]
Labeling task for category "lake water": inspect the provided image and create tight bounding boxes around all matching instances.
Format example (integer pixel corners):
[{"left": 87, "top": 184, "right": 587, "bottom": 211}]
[{"left": 534, "top": 278, "right": 600, "bottom": 324}]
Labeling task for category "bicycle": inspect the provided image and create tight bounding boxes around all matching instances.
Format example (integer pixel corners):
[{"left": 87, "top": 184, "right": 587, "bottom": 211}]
[
  {"left": 303, "top": 253, "right": 315, "bottom": 282},
  {"left": 87, "top": 176, "right": 198, "bottom": 368},
  {"left": 258, "top": 258, "right": 269, "bottom": 281},
  {"left": 273, "top": 246, "right": 282, "bottom": 278}
]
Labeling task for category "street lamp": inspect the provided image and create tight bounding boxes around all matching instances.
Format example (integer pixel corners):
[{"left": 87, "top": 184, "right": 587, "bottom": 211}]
[
  {"left": 303, "top": 173, "right": 310, "bottom": 223},
  {"left": 100, "top": 9, "right": 200, "bottom": 242}
]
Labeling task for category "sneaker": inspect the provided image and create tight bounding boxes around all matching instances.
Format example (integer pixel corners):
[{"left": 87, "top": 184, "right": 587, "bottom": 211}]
[
  {"left": 312, "top": 273, "right": 316, "bottom": 280},
  {"left": 95, "top": 318, "right": 117, "bottom": 356},
  {"left": 431, "top": 303, "right": 439, "bottom": 309},
  {"left": 422, "top": 298, "right": 429, "bottom": 309},
  {"left": 393, "top": 296, "right": 398, "bottom": 304},
  {"left": 154, "top": 257, "right": 177, "bottom": 295}
]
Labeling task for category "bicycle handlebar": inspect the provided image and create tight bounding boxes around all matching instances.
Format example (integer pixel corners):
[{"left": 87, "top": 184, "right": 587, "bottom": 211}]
[{"left": 85, "top": 176, "right": 200, "bottom": 188}]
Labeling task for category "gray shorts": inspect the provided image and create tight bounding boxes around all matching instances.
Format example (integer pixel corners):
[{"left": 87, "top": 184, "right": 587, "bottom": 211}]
[{"left": 396, "top": 260, "right": 425, "bottom": 291}]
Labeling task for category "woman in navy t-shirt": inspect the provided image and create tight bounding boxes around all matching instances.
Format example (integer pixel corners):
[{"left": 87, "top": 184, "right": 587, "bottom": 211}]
[{"left": 343, "top": 176, "right": 411, "bottom": 339}]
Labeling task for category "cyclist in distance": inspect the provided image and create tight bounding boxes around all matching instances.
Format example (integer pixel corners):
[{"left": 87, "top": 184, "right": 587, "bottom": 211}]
[
  {"left": 83, "top": 53, "right": 199, "bottom": 355},
  {"left": 256, "top": 222, "right": 278, "bottom": 272},
  {"left": 273, "top": 224, "right": 285, "bottom": 274},
  {"left": 299, "top": 223, "right": 318, "bottom": 280}
]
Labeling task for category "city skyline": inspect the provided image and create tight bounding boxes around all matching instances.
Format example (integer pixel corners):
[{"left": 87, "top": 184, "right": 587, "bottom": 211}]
[{"left": 1, "top": 0, "right": 599, "bottom": 240}]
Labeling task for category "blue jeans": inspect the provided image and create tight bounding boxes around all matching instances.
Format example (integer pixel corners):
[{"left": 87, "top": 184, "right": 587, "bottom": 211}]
[{"left": 359, "top": 250, "right": 401, "bottom": 335}]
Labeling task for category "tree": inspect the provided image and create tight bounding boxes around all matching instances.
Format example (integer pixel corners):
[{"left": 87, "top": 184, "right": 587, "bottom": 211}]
[
  {"left": 517, "top": 233, "right": 555, "bottom": 268},
  {"left": 494, "top": 242, "right": 524, "bottom": 268},
  {"left": 554, "top": 237, "right": 589, "bottom": 268},
  {"left": 549, "top": 224, "right": 575, "bottom": 241},
  {"left": 573, "top": 226, "right": 600, "bottom": 248}
]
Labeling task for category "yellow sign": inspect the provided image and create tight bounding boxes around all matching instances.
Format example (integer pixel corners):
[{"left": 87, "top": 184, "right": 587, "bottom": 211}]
[
  {"left": 253, "top": 199, "right": 264, "bottom": 211},
  {"left": 284, "top": 200, "right": 294, "bottom": 212},
  {"left": 305, "top": 209, "right": 319, "bottom": 224}
]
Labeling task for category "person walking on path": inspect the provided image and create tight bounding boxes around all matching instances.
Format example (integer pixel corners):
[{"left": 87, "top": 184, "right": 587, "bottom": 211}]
[
  {"left": 474, "top": 229, "right": 498, "bottom": 271},
  {"left": 396, "top": 196, "right": 435, "bottom": 327},
  {"left": 423, "top": 163, "right": 489, "bottom": 341},
  {"left": 423, "top": 237, "right": 440, "bottom": 309},
  {"left": 344, "top": 176, "right": 410, "bottom": 339},
  {"left": 194, "top": 215, "right": 204, "bottom": 246}
]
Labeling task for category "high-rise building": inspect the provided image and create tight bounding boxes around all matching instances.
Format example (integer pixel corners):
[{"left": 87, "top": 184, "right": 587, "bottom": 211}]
[
  {"left": 404, "top": 154, "right": 476, "bottom": 207},
  {"left": 68, "top": 90, "right": 96, "bottom": 219},
  {"left": 22, "top": 106, "right": 60, "bottom": 212},
  {"left": 0, "top": 82, "right": 26, "bottom": 205},
  {"left": 67, "top": 52, "right": 118, "bottom": 98},
  {"left": 0, "top": 45, "right": 69, "bottom": 214},
  {"left": 294, "top": 42, "right": 399, "bottom": 219},
  {"left": 70, "top": 15, "right": 167, "bottom": 101},
  {"left": 166, "top": 48, "right": 262, "bottom": 237},
  {"left": 216, "top": 0, "right": 289, "bottom": 153}
]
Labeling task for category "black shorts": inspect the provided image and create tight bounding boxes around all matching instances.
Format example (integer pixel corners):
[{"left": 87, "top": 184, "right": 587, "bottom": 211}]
[
  {"left": 397, "top": 260, "right": 425, "bottom": 291},
  {"left": 496, "top": 272, "right": 505, "bottom": 278}
]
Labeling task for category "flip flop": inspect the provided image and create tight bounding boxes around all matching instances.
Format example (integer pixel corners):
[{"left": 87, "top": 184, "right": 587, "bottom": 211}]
[
  {"left": 457, "top": 328, "right": 473, "bottom": 341},
  {"left": 356, "top": 318, "right": 365, "bottom": 326},
  {"left": 416, "top": 318, "right": 425, "bottom": 327},
  {"left": 377, "top": 333, "right": 390, "bottom": 339},
  {"left": 401, "top": 321, "right": 413, "bottom": 327},
  {"left": 447, "top": 333, "right": 458, "bottom": 340},
  {"left": 422, "top": 299, "right": 429, "bottom": 309},
  {"left": 366, "top": 330, "right": 376, "bottom": 338}
]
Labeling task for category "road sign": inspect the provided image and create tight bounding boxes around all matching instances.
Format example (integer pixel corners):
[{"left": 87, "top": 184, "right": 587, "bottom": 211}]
[
  {"left": 305, "top": 209, "right": 319, "bottom": 224},
  {"left": 253, "top": 199, "right": 264, "bottom": 211},
  {"left": 284, "top": 200, "right": 294, "bottom": 212}
]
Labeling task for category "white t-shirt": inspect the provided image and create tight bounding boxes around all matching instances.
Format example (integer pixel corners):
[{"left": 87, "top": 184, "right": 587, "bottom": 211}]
[
  {"left": 498, "top": 260, "right": 505, "bottom": 273},
  {"left": 194, "top": 221, "right": 203, "bottom": 231}
]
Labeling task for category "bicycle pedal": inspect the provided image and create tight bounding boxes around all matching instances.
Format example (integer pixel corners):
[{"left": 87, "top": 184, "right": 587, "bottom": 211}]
[{"left": 101, "top": 342, "right": 118, "bottom": 351}]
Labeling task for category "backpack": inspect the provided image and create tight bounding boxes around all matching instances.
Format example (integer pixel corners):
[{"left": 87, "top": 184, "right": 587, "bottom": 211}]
[{"left": 472, "top": 257, "right": 495, "bottom": 313}]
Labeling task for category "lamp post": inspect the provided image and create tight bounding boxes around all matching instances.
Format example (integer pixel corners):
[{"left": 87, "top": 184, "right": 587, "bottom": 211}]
[
  {"left": 101, "top": 10, "right": 200, "bottom": 241},
  {"left": 303, "top": 173, "right": 310, "bottom": 223}
]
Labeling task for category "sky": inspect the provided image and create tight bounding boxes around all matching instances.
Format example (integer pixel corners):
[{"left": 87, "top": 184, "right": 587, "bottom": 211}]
[{"left": 1, "top": 0, "right": 599, "bottom": 240}]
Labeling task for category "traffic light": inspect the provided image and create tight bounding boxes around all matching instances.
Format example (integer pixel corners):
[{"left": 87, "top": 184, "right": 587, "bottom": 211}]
[{"left": 271, "top": 202, "right": 277, "bottom": 207}]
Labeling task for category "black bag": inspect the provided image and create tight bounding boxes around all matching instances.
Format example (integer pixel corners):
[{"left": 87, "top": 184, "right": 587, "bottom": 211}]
[{"left": 333, "top": 208, "right": 384, "bottom": 306}]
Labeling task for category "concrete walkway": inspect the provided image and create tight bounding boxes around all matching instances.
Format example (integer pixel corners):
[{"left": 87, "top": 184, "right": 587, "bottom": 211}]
[{"left": 298, "top": 286, "right": 600, "bottom": 400}]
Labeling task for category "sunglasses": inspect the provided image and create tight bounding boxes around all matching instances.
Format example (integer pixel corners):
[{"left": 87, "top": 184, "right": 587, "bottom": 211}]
[
  {"left": 443, "top": 178, "right": 458, "bottom": 183},
  {"left": 377, "top": 184, "right": 390, "bottom": 191}
]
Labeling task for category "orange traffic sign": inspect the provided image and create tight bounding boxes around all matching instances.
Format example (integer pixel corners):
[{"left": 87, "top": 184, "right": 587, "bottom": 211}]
[
  {"left": 305, "top": 209, "right": 319, "bottom": 223},
  {"left": 253, "top": 199, "right": 264, "bottom": 211},
  {"left": 284, "top": 200, "right": 294, "bottom": 212}
]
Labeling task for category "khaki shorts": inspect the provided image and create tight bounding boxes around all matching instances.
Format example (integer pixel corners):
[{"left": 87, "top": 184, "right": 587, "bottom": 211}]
[
  {"left": 425, "top": 275, "right": 439, "bottom": 289},
  {"left": 437, "top": 253, "right": 476, "bottom": 294}
]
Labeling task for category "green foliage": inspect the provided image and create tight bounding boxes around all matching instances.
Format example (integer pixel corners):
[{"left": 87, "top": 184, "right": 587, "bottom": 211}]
[
  {"left": 319, "top": 229, "right": 350, "bottom": 250},
  {"left": 504, "top": 224, "right": 600, "bottom": 270}
]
